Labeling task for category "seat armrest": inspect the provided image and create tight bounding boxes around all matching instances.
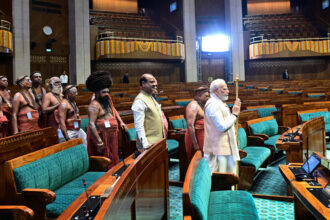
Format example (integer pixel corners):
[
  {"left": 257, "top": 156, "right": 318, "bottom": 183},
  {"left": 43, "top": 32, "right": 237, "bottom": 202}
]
[
  {"left": 252, "top": 133, "right": 269, "bottom": 140},
  {"left": 89, "top": 156, "right": 111, "bottom": 171},
  {"left": 0, "top": 205, "right": 34, "bottom": 219},
  {"left": 278, "top": 126, "right": 290, "bottom": 134},
  {"left": 247, "top": 136, "right": 265, "bottom": 146},
  {"left": 168, "top": 130, "right": 185, "bottom": 140},
  {"left": 211, "top": 172, "right": 240, "bottom": 191},
  {"left": 22, "top": 189, "right": 56, "bottom": 219},
  {"left": 239, "top": 149, "right": 247, "bottom": 159},
  {"left": 22, "top": 189, "right": 56, "bottom": 204}
]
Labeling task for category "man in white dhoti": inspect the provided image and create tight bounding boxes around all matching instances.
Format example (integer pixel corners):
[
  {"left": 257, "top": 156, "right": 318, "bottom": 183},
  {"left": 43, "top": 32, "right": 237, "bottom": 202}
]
[
  {"left": 203, "top": 79, "right": 241, "bottom": 174},
  {"left": 58, "top": 85, "right": 87, "bottom": 147}
]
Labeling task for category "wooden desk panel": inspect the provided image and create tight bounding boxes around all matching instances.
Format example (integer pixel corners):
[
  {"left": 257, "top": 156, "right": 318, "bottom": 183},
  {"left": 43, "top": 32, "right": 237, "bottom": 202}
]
[
  {"left": 279, "top": 159, "right": 330, "bottom": 220},
  {"left": 276, "top": 125, "right": 303, "bottom": 164},
  {"left": 58, "top": 139, "right": 168, "bottom": 220}
]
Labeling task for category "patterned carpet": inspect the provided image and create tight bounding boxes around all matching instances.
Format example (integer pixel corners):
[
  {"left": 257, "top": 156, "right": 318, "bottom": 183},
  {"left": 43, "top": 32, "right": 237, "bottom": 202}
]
[
  {"left": 249, "top": 156, "right": 288, "bottom": 196},
  {"left": 168, "top": 156, "right": 295, "bottom": 219}
]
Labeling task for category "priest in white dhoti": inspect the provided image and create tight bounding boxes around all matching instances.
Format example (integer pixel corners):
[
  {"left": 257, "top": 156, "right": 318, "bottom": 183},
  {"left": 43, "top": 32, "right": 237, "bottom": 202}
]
[{"left": 203, "top": 79, "right": 241, "bottom": 174}]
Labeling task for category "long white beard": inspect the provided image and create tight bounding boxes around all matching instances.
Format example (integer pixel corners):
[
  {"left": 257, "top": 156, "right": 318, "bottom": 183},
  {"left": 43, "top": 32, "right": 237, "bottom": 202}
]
[{"left": 52, "top": 85, "right": 63, "bottom": 94}]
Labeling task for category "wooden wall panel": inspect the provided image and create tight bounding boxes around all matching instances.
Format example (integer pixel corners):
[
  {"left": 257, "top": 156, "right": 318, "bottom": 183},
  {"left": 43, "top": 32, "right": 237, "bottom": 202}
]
[
  {"left": 29, "top": 0, "right": 69, "bottom": 82},
  {"left": 245, "top": 58, "right": 330, "bottom": 81},
  {"left": 93, "top": 60, "right": 184, "bottom": 83},
  {"left": 93, "top": 0, "right": 138, "bottom": 13},
  {"left": 247, "top": 0, "right": 290, "bottom": 15},
  {"left": 201, "top": 54, "right": 225, "bottom": 82}
]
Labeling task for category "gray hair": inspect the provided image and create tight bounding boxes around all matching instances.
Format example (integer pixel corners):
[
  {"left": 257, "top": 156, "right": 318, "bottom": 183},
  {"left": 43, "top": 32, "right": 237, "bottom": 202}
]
[{"left": 209, "top": 79, "right": 226, "bottom": 95}]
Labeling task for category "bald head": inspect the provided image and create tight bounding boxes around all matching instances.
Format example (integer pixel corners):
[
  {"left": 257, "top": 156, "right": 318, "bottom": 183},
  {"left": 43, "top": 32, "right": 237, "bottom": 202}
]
[
  {"left": 63, "top": 85, "right": 78, "bottom": 100},
  {"left": 139, "top": 73, "right": 158, "bottom": 96}
]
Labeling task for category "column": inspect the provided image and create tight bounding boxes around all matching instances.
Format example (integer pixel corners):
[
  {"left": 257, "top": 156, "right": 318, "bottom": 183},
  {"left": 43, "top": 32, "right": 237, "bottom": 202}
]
[
  {"left": 225, "top": 0, "right": 245, "bottom": 81},
  {"left": 183, "top": 0, "right": 198, "bottom": 82},
  {"left": 12, "top": 0, "right": 30, "bottom": 81},
  {"left": 69, "top": 0, "right": 91, "bottom": 84}
]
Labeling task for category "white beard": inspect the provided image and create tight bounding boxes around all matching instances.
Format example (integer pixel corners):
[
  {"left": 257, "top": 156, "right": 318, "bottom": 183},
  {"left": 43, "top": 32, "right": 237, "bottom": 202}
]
[
  {"left": 52, "top": 85, "right": 63, "bottom": 94},
  {"left": 220, "top": 95, "right": 228, "bottom": 101}
]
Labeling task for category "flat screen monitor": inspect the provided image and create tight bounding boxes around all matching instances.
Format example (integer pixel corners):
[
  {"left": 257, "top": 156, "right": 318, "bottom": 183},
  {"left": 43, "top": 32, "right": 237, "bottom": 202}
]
[
  {"left": 302, "top": 154, "right": 321, "bottom": 173},
  {"left": 170, "top": 2, "right": 177, "bottom": 13},
  {"left": 322, "top": 0, "right": 329, "bottom": 9}
]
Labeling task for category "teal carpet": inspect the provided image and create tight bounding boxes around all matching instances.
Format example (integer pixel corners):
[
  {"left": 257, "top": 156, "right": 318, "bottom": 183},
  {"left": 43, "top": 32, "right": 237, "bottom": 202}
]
[
  {"left": 168, "top": 156, "right": 294, "bottom": 219},
  {"left": 249, "top": 156, "right": 288, "bottom": 196}
]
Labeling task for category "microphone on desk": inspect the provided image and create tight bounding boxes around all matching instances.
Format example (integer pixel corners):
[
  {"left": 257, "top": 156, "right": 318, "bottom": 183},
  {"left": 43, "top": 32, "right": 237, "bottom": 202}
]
[
  {"left": 82, "top": 179, "right": 91, "bottom": 211},
  {"left": 305, "top": 153, "right": 311, "bottom": 178}
]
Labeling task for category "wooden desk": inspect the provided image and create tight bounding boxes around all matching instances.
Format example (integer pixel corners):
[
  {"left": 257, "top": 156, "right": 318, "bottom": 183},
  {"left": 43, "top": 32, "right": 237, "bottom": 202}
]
[
  {"left": 276, "top": 125, "right": 303, "bottom": 164},
  {"left": 279, "top": 159, "right": 330, "bottom": 220},
  {"left": 58, "top": 138, "right": 168, "bottom": 219}
]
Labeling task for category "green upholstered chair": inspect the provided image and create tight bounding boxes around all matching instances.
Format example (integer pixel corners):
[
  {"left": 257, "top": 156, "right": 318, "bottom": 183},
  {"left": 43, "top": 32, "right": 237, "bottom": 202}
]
[
  {"left": 307, "top": 93, "right": 326, "bottom": 98},
  {"left": 80, "top": 117, "right": 89, "bottom": 132},
  {"left": 247, "top": 116, "right": 290, "bottom": 156},
  {"left": 5, "top": 139, "right": 110, "bottom": 219},
  {"left": 182, "top": 151, "right": 260, "bottom": 220},
  {"left": 246, "top": 105, "right": 277, "bottom": 118},
  {"left": 123, "top": 123, "right": 179, "bottom": 158},
  {"left": 237, "top": 127, "right": 271, "bottom": 189},
  {"left": 287, "top": 91, "right": 303, "bottom": 95},
  {"left": 168, "top": 115, "right": 187, "bottom": 130},
  {"left": 175, "top": 99, "right": 192, "bottom": 107},
  {"left": 155, "top": 96, "right": 168, "bottom": 102},
  {"left": 298, "top": 109, "right": 330, "bottom": 133},
  {"left": 271, "top": 88, "right": 284, "bottom": 94},
  {"left": 257, "top": 87, "right": 268, "bottom": 92}
]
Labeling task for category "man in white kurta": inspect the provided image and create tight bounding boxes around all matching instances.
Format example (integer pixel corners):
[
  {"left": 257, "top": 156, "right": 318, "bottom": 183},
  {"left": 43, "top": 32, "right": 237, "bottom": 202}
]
[{"left": 203, "top": 79, "right": 241, "bottom": 174}]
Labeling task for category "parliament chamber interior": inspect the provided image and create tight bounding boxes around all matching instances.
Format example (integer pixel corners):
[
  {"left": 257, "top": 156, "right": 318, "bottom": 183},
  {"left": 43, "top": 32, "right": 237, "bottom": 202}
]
[{"left": 1, "top": 0, "right": 330, "bottom": 219}]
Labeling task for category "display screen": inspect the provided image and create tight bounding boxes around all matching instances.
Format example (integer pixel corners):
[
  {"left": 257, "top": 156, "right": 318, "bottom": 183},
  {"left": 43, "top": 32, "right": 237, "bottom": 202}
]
[
  {"left": 322, "top": 0, "right": 329, "bottom": 9},
  {"left": 302, "top": 155, "right": 320, "bottom": 173},
  {"left": 170, "top": 2, "right": 177, "bottom": 13}
]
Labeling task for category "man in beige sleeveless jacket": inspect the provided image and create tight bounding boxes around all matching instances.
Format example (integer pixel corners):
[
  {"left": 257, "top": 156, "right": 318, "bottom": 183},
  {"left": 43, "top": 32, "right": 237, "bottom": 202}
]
[
  {"left": 203, "top": 79, "right": 241, "bottom": 174},
  {"left": 132, "top": 74, "right": 165, "bottom": 150}
]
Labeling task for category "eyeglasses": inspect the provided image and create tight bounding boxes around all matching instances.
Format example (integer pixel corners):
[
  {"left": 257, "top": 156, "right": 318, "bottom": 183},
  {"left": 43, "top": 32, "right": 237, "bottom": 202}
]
[{"left": 101, "top": 90, "right": 110, "bottom": 94}]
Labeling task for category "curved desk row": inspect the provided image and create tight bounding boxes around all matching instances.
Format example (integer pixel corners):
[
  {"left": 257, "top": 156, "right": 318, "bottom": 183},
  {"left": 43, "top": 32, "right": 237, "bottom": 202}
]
[
  {"left": 276, "top": 117, "right": 326, "bottom": 164},
  {"left": 58, "top": 139, "right": 169, "bottom": 219},
  {"left": 279, "top": 152, "right": 330, "bottom": 220}
]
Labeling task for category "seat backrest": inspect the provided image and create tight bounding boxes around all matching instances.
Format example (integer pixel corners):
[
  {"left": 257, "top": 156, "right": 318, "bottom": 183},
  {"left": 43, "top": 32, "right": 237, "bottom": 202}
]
[
  {"left": 248, "top": 116, "right": 279, "bottom": 137},
  {"left": 183, "top": 151, "right": 211, "bottom": 220},
  {"left": 238, "top": 128, "right": 247, "bottom": 150},
  {"left": 13, "top": 143, "right": 89, "bottom": 192},
  {"left": 175, "top": 99, "right": 192, "bottom": 107},
  {"left": 127, "top": 125, "right": 137, "bottom": 141},
  {"left": 246, "top": 105, "right": 277, "bottom": 118},
  {"left": 297, "top": 108, "right": 330, "bottom": 124},
  {"left": 169, "top": 115, "right": 187, "bottom": 129},
  {"left": 80, "top": 117, "right": 89, "bottom": 132},
  {"left": 2, "top": 139, "right": 84, "bottom": 202}
]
